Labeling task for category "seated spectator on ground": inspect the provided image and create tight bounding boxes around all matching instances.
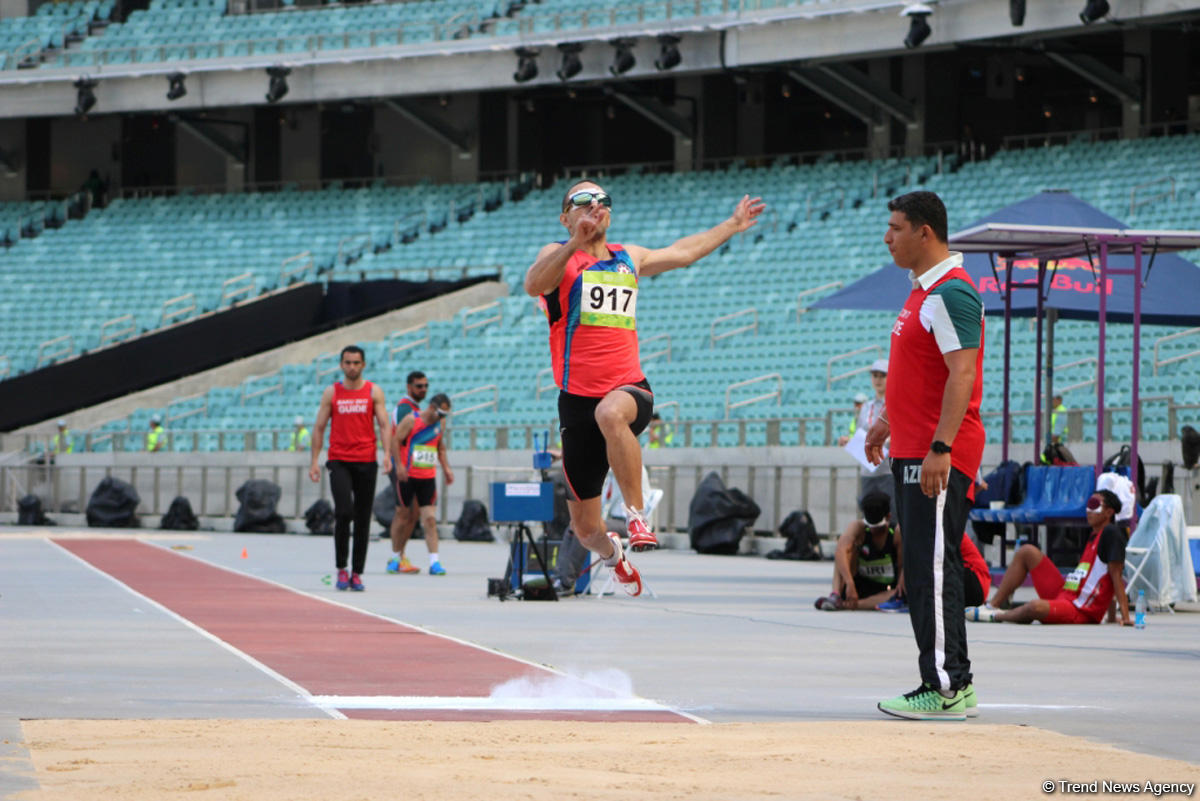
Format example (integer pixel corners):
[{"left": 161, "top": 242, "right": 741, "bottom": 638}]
[
  {"left": 815, "top": 491, "right": 903, "bottom": 611},
  {"left": 966, "top": 489, "right": 1131, "bottom": 625}
]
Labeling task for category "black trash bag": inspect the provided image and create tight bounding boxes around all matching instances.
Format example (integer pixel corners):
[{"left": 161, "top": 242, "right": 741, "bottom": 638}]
[
  {"left": 542, "top": 471, "right": 571, "bottom": 540},
  {"left": 160, "top": 496, "right": 199, "bottom": 531},
  {"left": 1042, "top": 441, "right": 1078, "bottom": 466},
  {"left": 551, "top": 526, "right": 592, "bottom": 592},
  {"left": 17, "top": 494, "right": 49, "bottom": 526},
  {"left": 687, "top": 471, "right": 760, "bottom": 555},
  {"left": 373, "top": 488, "right": 423, "bottom": 538},
  {"left": 304, "top": 499, "right": 334, "bottom": 536},
  {"left": 453, "top": 499, "right": 494, "bottom": 542},
  {"left": 373, "top": 487, "right": 396, "bottom": 528},
  {"left": 1104, "top": 445, "right": 1150, "bottom": 507},
  {"left": 86, "top": 476, "right": 140, "bottom": 528},
  {"left": 1182, "top": 425, "right": 1200, "bottom": 470},
  {"left": 233, "top": 479, "right": 285, "bottom": 533},
  {"left": 767, "top": 510, "right": 821, "bottom": 560}
]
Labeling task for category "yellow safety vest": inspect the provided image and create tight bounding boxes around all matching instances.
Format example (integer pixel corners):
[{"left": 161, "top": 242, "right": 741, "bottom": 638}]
[
  {"left": 147, "top": 426, "right": 163, "bottom": 451},
  {"left": 289, "top": 427, "right": 311, "bottom": 451},
  {"left": 53, "top": 431, "right": 73, "bottom": 454}
]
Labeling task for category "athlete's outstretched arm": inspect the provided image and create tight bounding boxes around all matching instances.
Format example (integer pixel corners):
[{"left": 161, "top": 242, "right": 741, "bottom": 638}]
[
  {"left": 308, "top": 386, "right": 334, "bottom": 482},
  {"left": 628, "top": 195, "right": 765, "bottom": 277}
]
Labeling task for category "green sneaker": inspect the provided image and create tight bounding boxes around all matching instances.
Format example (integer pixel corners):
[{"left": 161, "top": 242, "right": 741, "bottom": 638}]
[
  {"left": 962, "top": 683, "right": 979, "bottom": 718},
  {"left": 878, "top": 683, "right": 966, "bottom": 721}
]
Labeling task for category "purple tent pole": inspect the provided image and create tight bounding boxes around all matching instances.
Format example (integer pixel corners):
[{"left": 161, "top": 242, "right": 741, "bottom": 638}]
[
  {"left": 1002, "top": 261, "right": 1013, "bottom": 463},
  {"left": 1131, "top": 241, "right": 1142, "bottom": 523},
  {"left": 1096, "top": 242, "right": 1108, "bottom": 478},
  {"left": 1033, "top": 259, "right": 1045, "bottom": 455}
]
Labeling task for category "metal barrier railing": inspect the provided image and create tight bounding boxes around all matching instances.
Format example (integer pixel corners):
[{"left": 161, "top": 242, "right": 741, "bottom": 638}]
[
  {"left": 36, "top": 334, "right": 74, "bottom": 368},
  {"left": 462, "top": 301, "right": 501, "bottom": 335},
  {"left": 337, "top": 233, "right": 372, "bottom": 265},
  {"left": 449, "top": 384, "right": 499, "bottom": 417},
  {"left": 796, "top": 281, "right": 842, "bottom": 321},
  {"left": 534, "top": 366, "right": 556, "bottom": 399},
  {"left": 1153, "top": 326, "right": 1200, "bottom": 376},
  {"left": 1053, "top": 357, "right": 1099, "bottom": 395},
  {"left": 710, "top": 307, "right": 758, "bottom": 347},
  {"left": 1130, "top": 176, "right": 1175, "bottom": 217},
  {"left": 241, "top": 371, "right": 284, "bottom": 404},
  {"left": 159, "top": 293, "right": 197, "bottom": 327},
  {"left": 166, "top": 391, "right": 208, "bottom": 424},
  {"left": 641, "top": 332, "right": 672, "bottom": 362},
  {"left": 279, "top": 251, "right": 314, "bottom": 286},
  {"left": 826, "top": 344, "right": 882, "bottom": 389},
  {"left": 313, "top": 350, "right": 342, "bottom": 385},
  {"left": 387, "top": 324, "right": 431, "bottom": 359},
  {"left": 98, "top": 314, "right": 138, "bottom": 347},
  {"left": 220, "top": 272, "right": 256, "bottom": 306},
  {"left": 724, "top": 373, "right": 782, "bottom": 418},
  {"left": 805, "top": 187, "right": 845, "bottom": 221}
]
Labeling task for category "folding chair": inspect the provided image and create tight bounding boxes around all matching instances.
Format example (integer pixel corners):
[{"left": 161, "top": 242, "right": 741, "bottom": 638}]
[{"left": 1124, "top": 537, "right": 1172, "bottom": 614}]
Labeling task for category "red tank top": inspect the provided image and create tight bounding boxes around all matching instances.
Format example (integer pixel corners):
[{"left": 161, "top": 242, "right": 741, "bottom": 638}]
[
  {"left": 328, "top": 381, "right": 377, "bottom": 462},
  {"left": 1064, "top": 527, "right": 1119, "bottom": 620},
  {"left": 402, "top": 415, "right": 442, "bottom": 479},
  {"left": 542, "top": 244, "right": 644, "bottom": 397},
  {"left": 886, "top": 265, "right": 986, "bottom": 487}
]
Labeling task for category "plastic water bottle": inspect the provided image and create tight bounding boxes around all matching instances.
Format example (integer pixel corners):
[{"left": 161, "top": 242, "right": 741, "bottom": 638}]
[{"left": 1134, "top": 590, "right": 1146, "bottom": 629}]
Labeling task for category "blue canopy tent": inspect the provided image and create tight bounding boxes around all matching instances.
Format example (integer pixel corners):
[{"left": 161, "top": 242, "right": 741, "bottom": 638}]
[{"left": 810, "top": 191, "right": 1200, "bottom": 501}]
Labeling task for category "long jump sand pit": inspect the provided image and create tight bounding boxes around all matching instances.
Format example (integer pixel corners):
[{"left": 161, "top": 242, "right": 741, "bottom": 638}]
[{"left": 18, "top": 719, "right": 1200, "bottom": 800}]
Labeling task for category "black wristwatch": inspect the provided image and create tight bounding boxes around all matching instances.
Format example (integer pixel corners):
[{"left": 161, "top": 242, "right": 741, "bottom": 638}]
[{"left": 931, "top": 440, "right": 952, "bottom": 454}]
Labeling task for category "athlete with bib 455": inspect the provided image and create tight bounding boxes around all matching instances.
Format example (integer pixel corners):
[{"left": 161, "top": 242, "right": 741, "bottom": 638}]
[{"left": 524, "top": 180, "right": 764, "bottom": 595}]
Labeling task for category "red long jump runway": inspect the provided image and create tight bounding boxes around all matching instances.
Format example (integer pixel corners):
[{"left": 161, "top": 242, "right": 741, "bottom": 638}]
[{"left": 54, "top": 538, "right": 693, "bottom": 723}]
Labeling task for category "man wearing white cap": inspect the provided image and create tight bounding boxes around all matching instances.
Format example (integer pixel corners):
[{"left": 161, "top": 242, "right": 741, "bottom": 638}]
[
  {"left": 855, "top": 359, "right": 891, "bottom": 502},
  {"left": 288, "top": 415, "right": 311, "bottom": 452},
  {"left": 52, "top": 419, "right": 73, "bottom": 455}
]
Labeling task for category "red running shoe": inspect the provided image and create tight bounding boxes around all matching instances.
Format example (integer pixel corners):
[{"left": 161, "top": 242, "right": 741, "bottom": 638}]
[
  {"left": 625, "top": 506, "right": 658, "bottom": 552},
  {"left": 349, "top": 573, "right": 365, "bottom": 592},
  {"left": 335, "top": 569, "right": 350, "bottom": 591},
  {"left": 607, "top": 532, "right": 643, "bottom": 597}
]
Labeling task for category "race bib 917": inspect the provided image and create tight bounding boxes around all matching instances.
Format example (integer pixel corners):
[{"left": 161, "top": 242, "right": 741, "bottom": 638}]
[
  {"left": 412, "top": 444, "right": 437, "bottom": 468},
  {"left": 580, "top": 270, "right": 637, "bottom": 330}
]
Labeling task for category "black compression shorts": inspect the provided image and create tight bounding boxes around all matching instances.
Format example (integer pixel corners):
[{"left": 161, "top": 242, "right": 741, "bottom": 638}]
[{"left": 558, "top": 378, "right": 653, "bottom": 502}]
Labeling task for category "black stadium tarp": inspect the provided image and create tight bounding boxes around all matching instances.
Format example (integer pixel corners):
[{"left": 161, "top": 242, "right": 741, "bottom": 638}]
[{"left": 0, "top": 277, "right": 493, "bottom": 432}]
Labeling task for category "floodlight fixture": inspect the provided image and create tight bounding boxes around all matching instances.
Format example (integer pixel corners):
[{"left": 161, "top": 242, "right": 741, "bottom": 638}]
[
  {"left": 556, "top": 43, "right": 583, "bottom": 81},
  {"left": 513, "top": 47, "right": 539, "bottom": 83},
  {"left": 1009, "top": 0, "right": 1025, "bottom": 26},
  {"left": 901, "top": 4, "right": 932, "bottom": 49},
  {"left": 654, "top": 34, "right": 681, "bottom": 71},
  {"left": 166, "top": 72, "right": 187, "bottom": 101},
  {"left": 1079, "top": 0, "right": 1109, "bottom": 23},
  {"left": 265, "top": 66, "right": 290, "bottom": 104},
  {"left": 610, "top": 38, "right": 636, "bottom": 76}
]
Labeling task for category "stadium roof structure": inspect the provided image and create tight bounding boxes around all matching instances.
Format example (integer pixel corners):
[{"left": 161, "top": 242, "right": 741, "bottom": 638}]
[{"left": 811, "top": 191, "right": 1200, "bottom": 496}]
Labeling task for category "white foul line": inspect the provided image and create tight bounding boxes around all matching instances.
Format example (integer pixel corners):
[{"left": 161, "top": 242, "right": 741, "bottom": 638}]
[{"left": 311, "top": 696, "right": 679, "bottom": 712}]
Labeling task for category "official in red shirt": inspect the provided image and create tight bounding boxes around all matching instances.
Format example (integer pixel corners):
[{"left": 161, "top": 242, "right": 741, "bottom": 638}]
[
  {"left": 866, "top": 191, "right": 986, "bottom": 722},
  {"left": 309, "top": 345, "right": 392, "bottom": 592}
]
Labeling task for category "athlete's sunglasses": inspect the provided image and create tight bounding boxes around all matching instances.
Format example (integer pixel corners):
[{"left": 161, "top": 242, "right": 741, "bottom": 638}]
[
  {"left": 1086, "top": 496, "right": 1104, "bottom": 512},
  {"left": 564, "top": 190, "right": 612, "bottom": 211}
]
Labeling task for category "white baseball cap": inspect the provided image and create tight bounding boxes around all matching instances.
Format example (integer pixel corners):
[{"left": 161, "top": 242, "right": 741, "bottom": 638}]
[
  {"left": 294, "top": 415, "right": 305, "bottom": 425},
  {"left": 870, "top": 358, "right": 889, "bottom": 374},
  {"left": 57, "top": 419, "right": 67, "bottom": 427},
  {"left": 853, "top": 392, "right": 868, "bottom": 404}
]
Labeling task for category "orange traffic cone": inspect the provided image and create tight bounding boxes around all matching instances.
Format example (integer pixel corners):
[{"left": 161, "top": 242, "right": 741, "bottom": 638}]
[{"left": 241, "top": 547, "right": 248, "bottom": 559}]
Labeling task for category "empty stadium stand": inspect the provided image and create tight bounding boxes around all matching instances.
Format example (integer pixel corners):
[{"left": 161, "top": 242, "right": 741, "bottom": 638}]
[{"left": 5, "top": 132, "right": 1200, "bottom": 452}]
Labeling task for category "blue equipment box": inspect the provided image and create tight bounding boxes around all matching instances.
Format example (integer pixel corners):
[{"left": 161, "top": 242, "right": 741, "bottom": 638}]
[{"left": 490, "top": 482, "right": 555, "bottom": 523}]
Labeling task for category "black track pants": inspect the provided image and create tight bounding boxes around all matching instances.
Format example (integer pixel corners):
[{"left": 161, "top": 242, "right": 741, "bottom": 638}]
[
  {"left": 891, "top": 458, "right": 973, "bottom": 692},
  {"left": 328, "top": 460, "right": 377, "bottom": 575}
]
